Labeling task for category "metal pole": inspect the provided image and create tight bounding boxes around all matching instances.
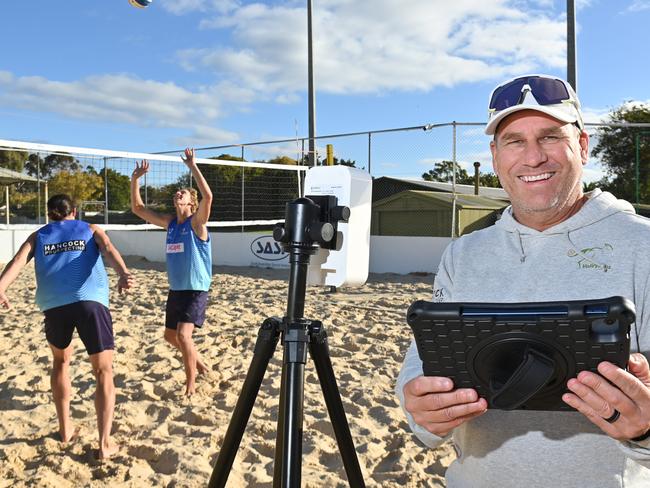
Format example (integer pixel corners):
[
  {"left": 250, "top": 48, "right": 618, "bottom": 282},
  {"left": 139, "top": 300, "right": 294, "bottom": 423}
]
[
  {"left": 636, "top": 133, "right": 641, "bottom": 205},
  {"left": 367, "top": 132, "right": 372, "bottom": 174},
  {"left": 307, "top": 0, "right": 317, "bottom": 167},
  {"left": 451, "top": 122, "right": 457, "bottom": 238},
  {"left": 242, "top": 146, "right": 245, "bottom": 233},
  {"left": 37, "top": 155, "right": 41, "bottom": 224},
  {"left": 567, "top": 0, "right": 577, "bottom": 91},
  {"left": 5, "top": 186, "right": 8, "bottom": 225},
  {"left": 103, "top": 157, "right": 109, "bottom": 224},
  {"left": 44, "top": 183, "right": 48, "bottom": 224},
  {"left": 635, "top": 132, "right": 650, "bottom": 205}
]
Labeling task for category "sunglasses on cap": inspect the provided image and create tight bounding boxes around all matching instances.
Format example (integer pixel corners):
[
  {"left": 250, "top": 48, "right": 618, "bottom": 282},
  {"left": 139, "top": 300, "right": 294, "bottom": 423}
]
[{"left": 488, "top": 75, "right": 578, "bottom": 112}]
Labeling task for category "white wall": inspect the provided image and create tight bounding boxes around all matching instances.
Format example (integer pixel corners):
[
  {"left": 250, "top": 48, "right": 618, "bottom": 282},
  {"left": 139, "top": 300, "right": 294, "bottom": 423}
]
[
  {"left": 0, "top": 226, "right": 37, "bottom": 263},
  {"left": 369, "top": 235, "right": 450, "bottom": 273},
  {"left": 0, "top": 226, "right": 451, "bottom": 274}
]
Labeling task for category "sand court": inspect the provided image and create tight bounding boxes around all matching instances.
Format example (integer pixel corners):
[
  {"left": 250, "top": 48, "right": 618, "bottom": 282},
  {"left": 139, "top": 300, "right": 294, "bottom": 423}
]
[{"left": 0, "top": 257, "right": 454, "bottom": 487}]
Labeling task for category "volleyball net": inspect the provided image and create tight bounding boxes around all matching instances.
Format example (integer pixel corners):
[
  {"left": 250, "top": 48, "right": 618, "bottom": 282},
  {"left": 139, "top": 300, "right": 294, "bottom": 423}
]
[{"left": 0, "top": 139, "right": 308, "bottom": 228}]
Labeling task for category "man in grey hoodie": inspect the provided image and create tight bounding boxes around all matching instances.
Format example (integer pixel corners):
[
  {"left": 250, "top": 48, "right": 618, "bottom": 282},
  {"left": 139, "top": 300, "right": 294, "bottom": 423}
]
[{"left": 396, "top": 75, "right": 650, "bottom": 487}]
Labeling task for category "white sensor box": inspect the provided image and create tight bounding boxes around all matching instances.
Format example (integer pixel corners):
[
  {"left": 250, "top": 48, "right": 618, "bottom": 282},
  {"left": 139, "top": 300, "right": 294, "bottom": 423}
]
[{"left": 305, "top": 166, "right": 372, "bottom": 288}]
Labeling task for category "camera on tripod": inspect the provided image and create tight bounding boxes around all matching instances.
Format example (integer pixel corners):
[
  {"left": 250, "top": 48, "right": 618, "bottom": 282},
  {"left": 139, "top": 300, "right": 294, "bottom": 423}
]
[{"left": 209, "top": 165, "right": 372, "bottom": 488}]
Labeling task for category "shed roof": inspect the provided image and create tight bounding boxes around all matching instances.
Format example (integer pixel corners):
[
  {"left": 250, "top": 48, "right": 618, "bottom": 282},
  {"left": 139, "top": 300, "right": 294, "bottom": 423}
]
[
  {"left": 374, "top": 176, "right": 509, "bottom": 200},
  {"left": 374, "top": 190, "right": 509, "bottom": 210},
  {"left": 0, "top": 167, "right": 39, "bottom": 185}
]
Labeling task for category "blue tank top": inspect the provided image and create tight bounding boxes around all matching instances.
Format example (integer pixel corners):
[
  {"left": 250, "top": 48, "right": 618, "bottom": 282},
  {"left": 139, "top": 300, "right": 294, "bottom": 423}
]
[
  {"left": 166, "top": 217, "right": 212, "bottom": 291},
  {"left": 34, "top": 220, "right": 109, "bottom": 311}
]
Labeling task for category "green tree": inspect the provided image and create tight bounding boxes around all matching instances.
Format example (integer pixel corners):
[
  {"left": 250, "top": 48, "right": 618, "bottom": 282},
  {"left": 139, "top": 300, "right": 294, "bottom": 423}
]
[
  {"left": 105, "top": 169, "right": 131, "bottom": 211},
  {"left": 49, "top": 171, "right": 103, "bottom": 205},
  {"left": 25, "top": 152, "right": 80, "bottom": 179},
  {"left": 298, "top": 154, "right": 359, "bottom": 168},
  {"left": 333, "top": 157, "right": 356, "bottom": 167},
  {"left": 0, "top": 150, "right": 27, "bottom": 172},
  {"left": 422, "top": 161, "right": 502, "bottom": 188},
  {"left": 478, "top": 172, "right": 502, "bottom": 188},
  {"left": 422, "top": 161, "right": 471, "bottom": 183},
  {"left": 591, "top": 103, "right": 650, "bottom": 203},
  {"left": 86, "top": 167, "right": 131, "bottom": 210},
  {"left": 268, "top": 155, "right": 297, "bottom": 165}
]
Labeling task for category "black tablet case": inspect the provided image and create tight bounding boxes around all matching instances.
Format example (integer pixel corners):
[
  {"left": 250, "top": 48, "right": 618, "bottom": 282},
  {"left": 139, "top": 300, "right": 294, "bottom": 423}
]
[{"left": 407, "top": 296, "right": 635, "bottom": 411}]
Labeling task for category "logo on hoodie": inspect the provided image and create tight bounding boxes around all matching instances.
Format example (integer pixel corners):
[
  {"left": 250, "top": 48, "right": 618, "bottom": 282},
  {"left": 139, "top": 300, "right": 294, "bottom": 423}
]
[{"left": 567, "top": 243, "right": 613, "bottom": 272}]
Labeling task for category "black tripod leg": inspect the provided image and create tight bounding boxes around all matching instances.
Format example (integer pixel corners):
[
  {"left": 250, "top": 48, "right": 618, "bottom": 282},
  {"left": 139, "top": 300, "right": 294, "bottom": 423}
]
[
  {"left": 309, "top": 323, "right": 366, "bottom": 488},
  {"left": 208, "top": 318, "right": 281, "bottom": 488},
  {"left": 274, "top": 326, "right": 309, "bottom": 488}
]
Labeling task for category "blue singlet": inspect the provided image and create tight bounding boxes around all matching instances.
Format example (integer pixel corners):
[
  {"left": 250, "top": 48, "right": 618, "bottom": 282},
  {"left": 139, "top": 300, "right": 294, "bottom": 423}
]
[
  {"left": 165, "top": 216, "right": 212, "bottom": 291},
  {"left": 34, "top": 220, "right": 109, "bottom": 311}
]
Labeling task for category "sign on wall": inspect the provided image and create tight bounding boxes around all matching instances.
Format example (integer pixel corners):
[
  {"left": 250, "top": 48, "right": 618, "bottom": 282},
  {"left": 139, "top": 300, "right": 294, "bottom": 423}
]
[{"left": 249, "top": 235, "right": 289, "bottom": 267}]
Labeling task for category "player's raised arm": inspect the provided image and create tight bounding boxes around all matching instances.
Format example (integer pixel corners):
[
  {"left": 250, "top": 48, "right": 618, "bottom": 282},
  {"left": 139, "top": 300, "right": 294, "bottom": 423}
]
[
  {"left": 181, "top": 148, "right": 213, "bottom": 227},
  {"left": 130, "top": 160, "right": 174, "bottom": 229}
]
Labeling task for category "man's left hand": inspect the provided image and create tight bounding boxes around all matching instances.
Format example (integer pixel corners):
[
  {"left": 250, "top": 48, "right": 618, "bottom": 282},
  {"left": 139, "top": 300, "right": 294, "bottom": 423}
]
[{"left": 563, "top": 353, "right": 650, "bottom": 441}]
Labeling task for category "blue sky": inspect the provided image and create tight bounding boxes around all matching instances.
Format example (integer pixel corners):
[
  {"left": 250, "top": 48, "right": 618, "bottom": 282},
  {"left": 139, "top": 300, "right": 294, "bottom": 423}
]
[{"left": 1, "top": 0, "right": 649, "bottom": 182}]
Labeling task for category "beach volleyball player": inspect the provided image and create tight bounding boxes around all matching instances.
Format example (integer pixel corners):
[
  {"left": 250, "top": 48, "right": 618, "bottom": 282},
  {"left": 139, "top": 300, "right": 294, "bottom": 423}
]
[
  {"left": 0, "top": 194, "right": 133, "bottom": 459},
  {"left": 130, "top": 148, "right": 213, "bottom": 397}
]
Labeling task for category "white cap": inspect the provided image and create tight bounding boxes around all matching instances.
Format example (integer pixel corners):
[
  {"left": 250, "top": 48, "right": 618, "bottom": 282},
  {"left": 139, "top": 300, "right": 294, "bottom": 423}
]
[{"left": 485, "top": 76, "right": 584, "bottom": 135}]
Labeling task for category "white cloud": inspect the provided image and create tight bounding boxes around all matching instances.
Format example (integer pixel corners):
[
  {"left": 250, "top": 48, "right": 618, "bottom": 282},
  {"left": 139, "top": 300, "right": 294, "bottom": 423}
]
[
  {"left": 179, "top": 0, "right": 570, "bottom": 98},
  {"left": 0, "top": 71, "right": 239, "bottom": 145},
  {"left": 172, "top": 125, "right": 239, "bottom": 147},
  {"left": 582, "top": 100, "right": 650, "bottom": 125},
  {"left": 158, "top": 0, "right": 239, "bottom": 15},
  {"left": 625, "top": 0, "right": 650, "bottom": 12}
]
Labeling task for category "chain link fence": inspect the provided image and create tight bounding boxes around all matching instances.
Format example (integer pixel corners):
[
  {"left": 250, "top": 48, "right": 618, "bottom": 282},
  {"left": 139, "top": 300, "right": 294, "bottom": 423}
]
[{"left": 2, "top": 121, "right": 650, "bottom": 227}]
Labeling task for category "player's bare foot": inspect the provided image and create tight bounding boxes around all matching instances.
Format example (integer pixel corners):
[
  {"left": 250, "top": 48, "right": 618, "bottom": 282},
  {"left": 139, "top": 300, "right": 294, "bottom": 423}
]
[
  {"left": 98, "top": 440, "right": 119, "bottom": 460},
  {"left": 59, "top": 425, "right": 80, "bottom": 443},
  {"left": 197, "top": 360, "right": 209, "bottom": 375},
  {"left": 185, "top": 381, "right": 196, "bottom": 397}
]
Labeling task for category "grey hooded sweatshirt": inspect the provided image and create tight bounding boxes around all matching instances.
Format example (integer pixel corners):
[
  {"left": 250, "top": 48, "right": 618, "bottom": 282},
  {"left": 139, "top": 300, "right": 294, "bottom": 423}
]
[{"left": 396, "top": 190, "right": 650, "bottom": 487}]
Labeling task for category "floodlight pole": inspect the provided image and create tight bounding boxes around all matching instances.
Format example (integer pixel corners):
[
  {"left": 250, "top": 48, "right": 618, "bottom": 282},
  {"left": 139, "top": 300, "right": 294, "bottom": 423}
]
[
  {"left": 103, "top": 157, "right": 109, "bottom": 225},
  {"left": 635, "top": 132, "right": 650, "bottom": 205},
  {"left": 567, "top": 0, "right": 577, "bottom": 91},
  {"left": 307, "top": 0, "right": 317, "bottom": 166}
]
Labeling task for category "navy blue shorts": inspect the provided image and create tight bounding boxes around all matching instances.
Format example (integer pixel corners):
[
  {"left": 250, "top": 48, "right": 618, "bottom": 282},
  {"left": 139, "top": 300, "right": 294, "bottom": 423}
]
[
  {"left": 44, "top": 301, "right": 114, "bottom": 355},
  {"left": 165, "top": 290, "right": 208, "bottom": 329}
]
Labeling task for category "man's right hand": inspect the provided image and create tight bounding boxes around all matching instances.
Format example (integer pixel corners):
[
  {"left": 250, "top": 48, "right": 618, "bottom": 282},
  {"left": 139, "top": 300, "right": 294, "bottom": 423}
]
[{"left": 403, "top": 375, "right": 488, "bottom": 437}]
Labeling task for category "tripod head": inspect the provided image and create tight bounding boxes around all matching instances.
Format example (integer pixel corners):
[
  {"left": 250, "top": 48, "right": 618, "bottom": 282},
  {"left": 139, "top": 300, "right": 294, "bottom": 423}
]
[
  {"left": 272, "top": 196, "right": 349, "bottom": 321},
  {"left": 273, "top": 196, "right": 350, "bottom": 254}
]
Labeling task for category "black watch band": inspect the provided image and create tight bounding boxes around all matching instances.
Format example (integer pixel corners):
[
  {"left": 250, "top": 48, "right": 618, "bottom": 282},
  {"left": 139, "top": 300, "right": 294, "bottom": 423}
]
[{"left": 631, "top": 429, "right": 650, "bottom": 443}]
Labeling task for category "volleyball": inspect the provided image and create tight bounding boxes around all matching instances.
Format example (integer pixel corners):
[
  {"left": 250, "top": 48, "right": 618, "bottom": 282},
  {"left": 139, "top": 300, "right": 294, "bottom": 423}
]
[{"left": 129, "top": 0, "right": 152, "bottom": 8}]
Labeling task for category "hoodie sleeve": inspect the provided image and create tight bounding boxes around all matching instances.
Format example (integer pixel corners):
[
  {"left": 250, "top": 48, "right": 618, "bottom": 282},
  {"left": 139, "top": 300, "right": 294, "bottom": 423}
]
[
  {"left": 395, "top": 242, "right": 456, "bottom": 447},
  {"left": 616, "top": 268, "right": 650, "bottom": 462}
]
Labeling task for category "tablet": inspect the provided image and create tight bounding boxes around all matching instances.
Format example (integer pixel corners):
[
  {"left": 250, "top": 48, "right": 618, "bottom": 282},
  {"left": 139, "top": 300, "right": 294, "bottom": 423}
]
[{"left": 407, "top": 296, "right": 635, "bottom": 411}]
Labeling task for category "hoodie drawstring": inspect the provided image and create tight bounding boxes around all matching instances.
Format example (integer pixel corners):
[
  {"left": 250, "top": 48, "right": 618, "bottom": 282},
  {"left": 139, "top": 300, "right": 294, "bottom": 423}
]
[{"left": 516, "top": 229, "right": 526, "bottom": 263}]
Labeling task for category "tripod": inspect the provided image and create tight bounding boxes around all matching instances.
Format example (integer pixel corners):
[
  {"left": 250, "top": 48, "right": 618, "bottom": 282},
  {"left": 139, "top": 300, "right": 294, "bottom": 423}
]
[{"left": 209, "top": 197, "right": 366, "bottom": 488}]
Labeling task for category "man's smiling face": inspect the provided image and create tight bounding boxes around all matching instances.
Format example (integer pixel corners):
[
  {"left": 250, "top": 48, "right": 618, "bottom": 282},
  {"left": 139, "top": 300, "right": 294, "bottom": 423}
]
[{"left": 491, "top": 110, "right": 589, "bottom": 228}]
